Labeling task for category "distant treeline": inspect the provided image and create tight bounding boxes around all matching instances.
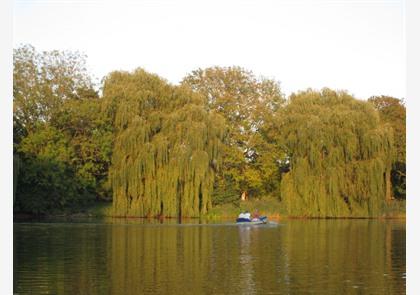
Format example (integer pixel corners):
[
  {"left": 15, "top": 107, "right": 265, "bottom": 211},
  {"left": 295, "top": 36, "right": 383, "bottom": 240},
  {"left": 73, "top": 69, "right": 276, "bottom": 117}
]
[{"left": 13, "top": 45, "right": 406, "bottom": 217}]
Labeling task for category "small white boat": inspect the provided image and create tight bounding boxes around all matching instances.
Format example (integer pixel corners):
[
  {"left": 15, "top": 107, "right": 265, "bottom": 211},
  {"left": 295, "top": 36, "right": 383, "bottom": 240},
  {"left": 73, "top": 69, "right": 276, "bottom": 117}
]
[{"left": 236, "top": 216, "right": 268, "bottom": 225}]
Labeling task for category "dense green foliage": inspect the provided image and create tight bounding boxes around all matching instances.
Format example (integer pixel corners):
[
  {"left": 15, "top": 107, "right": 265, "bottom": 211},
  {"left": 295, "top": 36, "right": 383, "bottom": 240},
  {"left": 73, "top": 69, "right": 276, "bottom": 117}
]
[
  {"left": 277, "top": 89, "right": 394, "bottom": 217},
  {"left": 368, "top": 96, "right": 406, "bottom": 199},
  {"left": 104, "top": 69, "right": 224, "bottom": 217},
  {"left": 13, "top": 45, "right": 405, "bottom": 217},
  {"left": 13, "top": 45, "right": 112, "bottom": 214},
  {"left": 13, "top": 155, "right": 20, "bottom": 204},
  {"left": 183, "top": 67, "right": 285, "bottom": 204}
]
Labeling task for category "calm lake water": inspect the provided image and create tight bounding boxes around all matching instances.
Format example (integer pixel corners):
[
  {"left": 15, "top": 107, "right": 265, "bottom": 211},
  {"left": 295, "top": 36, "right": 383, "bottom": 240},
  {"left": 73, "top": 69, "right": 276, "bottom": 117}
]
[{"left": 14, "top": 219, "right": 405, "bottom": 295}]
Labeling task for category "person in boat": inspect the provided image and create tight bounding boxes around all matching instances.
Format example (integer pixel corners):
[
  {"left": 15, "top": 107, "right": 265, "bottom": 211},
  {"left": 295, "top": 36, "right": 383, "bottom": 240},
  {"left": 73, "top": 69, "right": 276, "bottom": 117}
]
[
  {"left": 238, "top": 211, "right": 251, "bottom": 221},
  {"left": 252, "top": 209, "right": 260, "bottom": 219},
  {"left": 252, "top": 209, "right": 260, "bottom": 222}
]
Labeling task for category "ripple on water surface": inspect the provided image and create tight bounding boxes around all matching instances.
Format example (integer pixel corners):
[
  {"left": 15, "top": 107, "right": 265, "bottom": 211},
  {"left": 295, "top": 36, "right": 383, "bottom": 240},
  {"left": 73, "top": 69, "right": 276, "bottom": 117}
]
[{"left": 14, "top": 219, "right": 405, "bottom": 295}]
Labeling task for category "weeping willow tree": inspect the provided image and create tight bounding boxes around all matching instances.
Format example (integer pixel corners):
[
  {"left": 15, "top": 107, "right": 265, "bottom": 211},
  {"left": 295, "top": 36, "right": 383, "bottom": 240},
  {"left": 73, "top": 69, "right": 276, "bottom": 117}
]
[
  {"left": 103, "top": 69, "right": 225, "bottom": 217},
  {"left": 278, "top": 89, "right": 394, "bottom": 217}
]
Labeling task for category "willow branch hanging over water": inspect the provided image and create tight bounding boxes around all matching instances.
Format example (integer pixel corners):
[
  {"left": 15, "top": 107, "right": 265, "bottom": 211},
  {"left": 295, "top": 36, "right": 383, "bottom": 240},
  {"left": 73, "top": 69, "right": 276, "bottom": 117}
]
[
  {"left": 277, "top": 89, "right": 394, "bottom": 217},
  {"left": 103, "top": 69, "right": 225, "bottom": 217}
]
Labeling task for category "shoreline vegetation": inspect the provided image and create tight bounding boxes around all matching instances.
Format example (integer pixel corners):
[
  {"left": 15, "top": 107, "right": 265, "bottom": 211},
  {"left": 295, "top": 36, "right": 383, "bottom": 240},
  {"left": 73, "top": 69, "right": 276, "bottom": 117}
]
[
  {"left": 13, "top": 45, "right": 406, "bottom": 220},
  {"left": 14, "top": 198, "right": 405, "bottom": 221}
]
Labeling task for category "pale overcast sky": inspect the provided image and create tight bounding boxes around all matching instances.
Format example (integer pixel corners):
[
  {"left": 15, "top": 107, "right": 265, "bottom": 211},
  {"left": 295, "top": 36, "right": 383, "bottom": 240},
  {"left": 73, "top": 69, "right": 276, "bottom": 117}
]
[{"left": 13, "top": 0, "right": 405, "bottom": 99}]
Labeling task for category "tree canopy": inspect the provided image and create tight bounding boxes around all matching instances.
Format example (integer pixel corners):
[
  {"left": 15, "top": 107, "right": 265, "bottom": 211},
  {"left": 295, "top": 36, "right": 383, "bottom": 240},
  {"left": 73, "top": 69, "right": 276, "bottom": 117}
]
[
  {"left": 13, "top": 44, "right": 405, "bottom": 217},
  {"left": 368, "top": 96, "right": 406, "bottom": 199},
  {"left": 104, "top": 69, "right": 225, "bottom": 217},
  {"left": 182, "top": 66, "right": 285, "bottom": 203},
  {"left": 13, "top": 45, "right": 112, "bottom": 214},
  {"left": 13, "top": 44, "right": 95, "bottom": 138},
  {"left": 277, "top": 89, "right": 394, "bottom": 217}
]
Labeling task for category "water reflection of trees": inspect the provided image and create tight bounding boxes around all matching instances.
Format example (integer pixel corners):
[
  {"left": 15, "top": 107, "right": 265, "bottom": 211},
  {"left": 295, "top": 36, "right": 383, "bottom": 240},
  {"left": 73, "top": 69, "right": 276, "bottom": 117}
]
[
  {"left": 280, "top": 220, "right": 406, "bottom": 294},
  {"left": 14, "top": 225, "right": 109, "bottom": 294},
  {"left": 108, "top": 225, "right": 282, "bottom": 294},
  {"left": 14, "top": 221, "right": 405, "bottom": 294},
  {"left": 107, "top": 225, "right": 288, "bottom": 294},
  {"left": 109, "top": 225, "right": 213, "bottom": 294}
]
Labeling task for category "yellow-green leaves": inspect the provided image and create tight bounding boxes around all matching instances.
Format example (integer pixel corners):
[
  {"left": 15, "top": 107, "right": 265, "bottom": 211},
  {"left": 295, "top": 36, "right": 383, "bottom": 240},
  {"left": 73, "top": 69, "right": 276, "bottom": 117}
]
[
  {"left": 13, "top": 44, "right": 95, "bottom": 135},
  {"left": 105, "top": 69, "right": 224, "bottom": 217},
  {"left": 278, "top": 89, "right": 394, "bottom": 217},
  {"left": 183, "top": 66, "right": 285, "bottom": 201},
  {"left": 369, "top": 96, "right": 406, "bottom": 200}
]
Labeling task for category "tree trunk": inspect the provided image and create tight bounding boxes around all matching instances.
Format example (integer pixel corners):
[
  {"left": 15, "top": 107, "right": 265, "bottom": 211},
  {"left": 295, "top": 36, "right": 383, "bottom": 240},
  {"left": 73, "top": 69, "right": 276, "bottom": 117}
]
[{"left": 385, "top": 169, "right": 392, "bottom": 203}]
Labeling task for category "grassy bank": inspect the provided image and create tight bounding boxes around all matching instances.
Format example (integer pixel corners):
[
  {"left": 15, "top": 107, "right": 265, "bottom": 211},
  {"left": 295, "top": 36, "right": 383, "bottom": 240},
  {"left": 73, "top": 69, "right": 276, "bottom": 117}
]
[
  {"left": 204, "top": 198, "right": 406, "bottom": 220},
  {"left": 14, "top": 198, "right": 405, "bottom": 220},
  {"left": 83, "top": 201, "right": 113, "bottom": 217},
  {"left": 382, "top": 200, "right": 406, "bottom": 219}
]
